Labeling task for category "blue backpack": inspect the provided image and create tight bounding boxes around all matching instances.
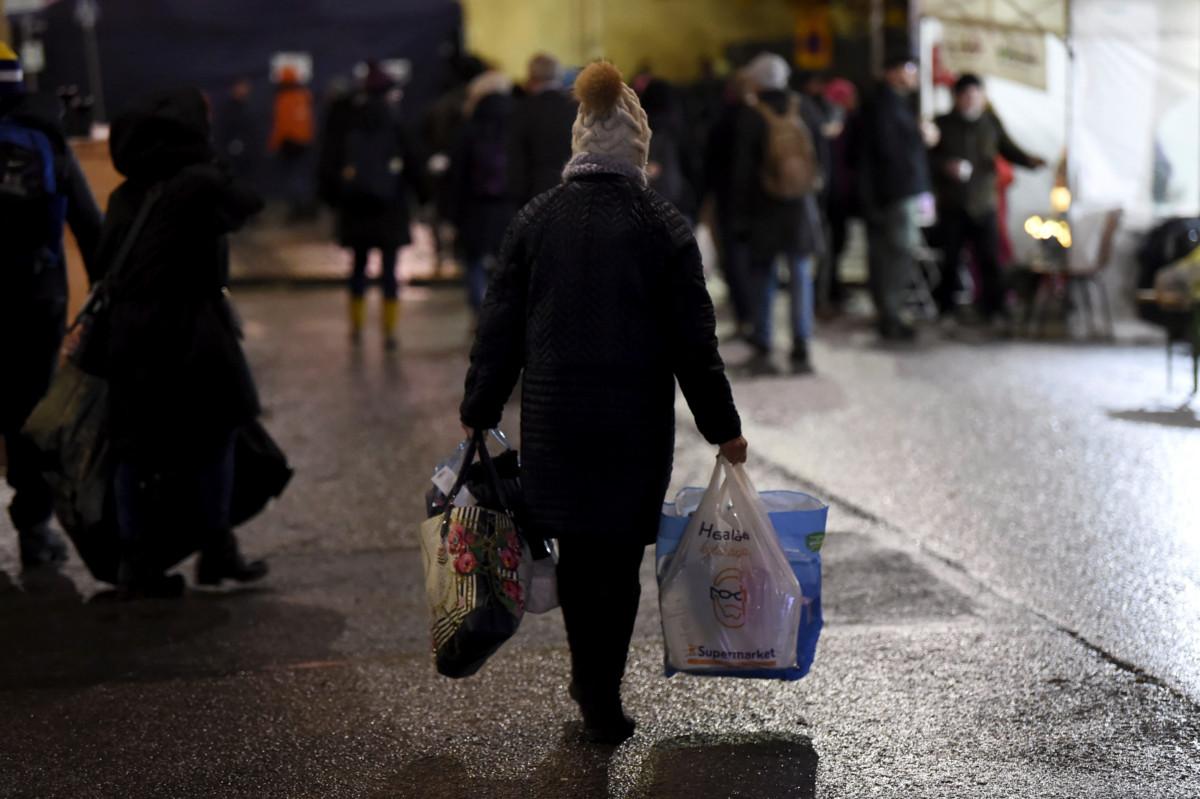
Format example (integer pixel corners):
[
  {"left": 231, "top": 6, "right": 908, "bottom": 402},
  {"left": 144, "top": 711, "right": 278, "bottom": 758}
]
[{"left": 0, "top": 118, "right": 67, "bottom": 275}]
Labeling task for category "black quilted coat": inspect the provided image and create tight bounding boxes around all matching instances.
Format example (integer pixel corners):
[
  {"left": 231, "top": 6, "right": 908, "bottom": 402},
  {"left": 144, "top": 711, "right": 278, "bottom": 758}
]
[{"left": 460, "top": 170, "right": 742, "bottom": 543}]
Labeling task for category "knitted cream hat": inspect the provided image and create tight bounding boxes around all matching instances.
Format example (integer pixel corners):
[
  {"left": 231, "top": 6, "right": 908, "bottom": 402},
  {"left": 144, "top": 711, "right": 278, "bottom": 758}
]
[{"left": 570, "top": 61, "right": 651, "bottom": 171}]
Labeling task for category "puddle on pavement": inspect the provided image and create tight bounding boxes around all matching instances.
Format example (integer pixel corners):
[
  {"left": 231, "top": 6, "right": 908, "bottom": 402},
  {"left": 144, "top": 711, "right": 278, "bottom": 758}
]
[{"left": 634, "top": 733, "right": 817, "bottom": 799}]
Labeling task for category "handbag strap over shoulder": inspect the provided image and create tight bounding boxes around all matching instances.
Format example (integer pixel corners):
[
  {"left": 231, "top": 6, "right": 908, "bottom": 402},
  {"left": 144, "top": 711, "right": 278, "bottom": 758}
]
[
  {"left": 74, "top": 183, "right": 165, "bottom": 326},
  {"left": 104, "top": 183, "right": 165, "bottom": 288}
]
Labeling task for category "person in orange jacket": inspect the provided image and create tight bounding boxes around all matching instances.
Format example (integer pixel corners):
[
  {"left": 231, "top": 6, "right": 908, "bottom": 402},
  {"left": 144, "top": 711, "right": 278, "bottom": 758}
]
[{"left": 269, "top": 66, "right": 315, "bottom": 220}]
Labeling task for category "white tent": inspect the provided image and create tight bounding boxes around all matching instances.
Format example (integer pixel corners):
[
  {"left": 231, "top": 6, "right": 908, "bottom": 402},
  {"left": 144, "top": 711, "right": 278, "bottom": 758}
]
[{"left": 920, "top": 0, "right": 1200, "bottom": 273}]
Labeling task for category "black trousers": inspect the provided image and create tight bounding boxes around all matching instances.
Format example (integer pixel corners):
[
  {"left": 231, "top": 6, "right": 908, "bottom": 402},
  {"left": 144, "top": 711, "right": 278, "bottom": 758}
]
[
  {"left": 350, "top": 246, "right": 400, "bottom": 300},
  {"left": 556, "top": 535, "right": 647, "bottom": 710},
  {"left": 2, "top": 305, "right": 64, "bottom": 532},
  {"left": 936, "top": 207, "right": 1003, "bottom": 318}
]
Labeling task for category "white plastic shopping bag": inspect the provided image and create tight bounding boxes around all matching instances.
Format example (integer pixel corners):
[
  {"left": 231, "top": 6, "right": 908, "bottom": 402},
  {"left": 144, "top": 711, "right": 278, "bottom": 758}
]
[{"left": 658, "top": 458, "right": 802, "bottom": 674}]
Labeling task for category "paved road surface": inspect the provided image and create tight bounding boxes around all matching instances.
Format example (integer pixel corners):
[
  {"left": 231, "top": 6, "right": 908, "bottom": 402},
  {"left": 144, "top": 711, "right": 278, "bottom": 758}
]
[{"left": 2, "top": 286, "right": 1197, "bottom": 798}]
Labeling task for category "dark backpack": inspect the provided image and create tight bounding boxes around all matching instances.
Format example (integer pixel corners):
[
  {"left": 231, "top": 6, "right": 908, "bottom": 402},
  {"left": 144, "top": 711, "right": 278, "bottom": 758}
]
[
  {"left": 342, "top": 123, "right": 402, "bottom": 203},
  {"left": 0, "top": 118, "right": 67, "bottom": 273}
]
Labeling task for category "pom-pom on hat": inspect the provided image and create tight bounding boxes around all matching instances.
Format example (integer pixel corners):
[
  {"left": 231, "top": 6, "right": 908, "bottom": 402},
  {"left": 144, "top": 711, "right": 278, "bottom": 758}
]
[
  {"left": 0, "top": 42, "right": 26, "bottom": 97},
  {"left": 569, "top": 61, "right": 651, "bottom": 174}
]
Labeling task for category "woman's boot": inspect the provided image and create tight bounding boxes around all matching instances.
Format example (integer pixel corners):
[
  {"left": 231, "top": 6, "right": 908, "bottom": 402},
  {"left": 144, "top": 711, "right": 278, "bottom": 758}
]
[
  {"left": 349, "top": 296, "right": 366, "bottom": 344},
  {"left": 382, "top": 298, "right": 400, "bottom": 351},
  {"left": 196, "top": 529, "right": 269, "bottom": 586}
]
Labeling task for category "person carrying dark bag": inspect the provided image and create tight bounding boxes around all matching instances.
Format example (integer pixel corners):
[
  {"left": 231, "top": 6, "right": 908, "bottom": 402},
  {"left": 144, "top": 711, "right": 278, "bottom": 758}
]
[
  {"left": 0, "top": 42, "right": 103, "bottom": 570},
  {"left": 94, "top": 88, "right": 268, "bottom": 598}
]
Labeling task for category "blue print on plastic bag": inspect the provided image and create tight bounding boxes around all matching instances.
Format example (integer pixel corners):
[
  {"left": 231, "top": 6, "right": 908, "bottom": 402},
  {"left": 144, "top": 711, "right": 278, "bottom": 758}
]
[{"left": 657, "top": 489, "right": 827, "bottom": 680}]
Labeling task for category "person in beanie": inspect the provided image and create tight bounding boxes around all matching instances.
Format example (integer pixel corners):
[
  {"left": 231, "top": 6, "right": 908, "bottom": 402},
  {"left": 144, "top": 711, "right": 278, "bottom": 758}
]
[
  {"left": 317, "top": 62, "right": 427, "bottom": 348},
  {"left": 460, "top": 61, "right": 747, "bottom": 744},
  {"left": 732, "top": 52, "right": 826, "bottom": 374},
  {"left": 0, "top": 42, "right": 103, "bottom": 569}
]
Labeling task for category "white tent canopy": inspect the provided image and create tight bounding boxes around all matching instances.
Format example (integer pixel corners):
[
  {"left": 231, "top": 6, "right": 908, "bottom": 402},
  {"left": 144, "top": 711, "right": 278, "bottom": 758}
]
[{"left": 921, "top": 0, "right": 1067, "bottom": 36}]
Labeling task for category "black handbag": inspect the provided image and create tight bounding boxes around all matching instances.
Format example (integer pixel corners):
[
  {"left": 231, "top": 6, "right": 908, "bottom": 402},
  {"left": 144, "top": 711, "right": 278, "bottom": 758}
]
[
  {"left": 424, "top": 431, "right": 526, "bottom": 678},
  {"left": 230, "top": 421, "right": 293, "bottom": 527}
]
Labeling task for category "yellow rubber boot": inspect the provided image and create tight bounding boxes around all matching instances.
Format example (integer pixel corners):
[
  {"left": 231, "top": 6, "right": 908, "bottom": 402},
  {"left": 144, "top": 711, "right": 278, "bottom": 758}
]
[
  {"left": 349, "top": 296, "right": 366, "bottom": 343},
  {"left": 382, "top": 299, "right": 400, "bottom": 350}
]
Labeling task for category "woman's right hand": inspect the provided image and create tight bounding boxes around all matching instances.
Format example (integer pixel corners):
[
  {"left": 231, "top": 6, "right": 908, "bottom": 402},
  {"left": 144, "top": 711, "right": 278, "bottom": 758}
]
[{"left": 719, "top": 436, "right": 749, "bottom": 465}]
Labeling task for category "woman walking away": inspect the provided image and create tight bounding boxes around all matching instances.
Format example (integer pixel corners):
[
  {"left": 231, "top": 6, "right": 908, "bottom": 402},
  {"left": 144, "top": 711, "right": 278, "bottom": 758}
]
[
  {"left": 460, "top": 62, "right": 747, "bottom": 744},
  {"left": 449, "top": 70, "right": 515, "bottom": 314},
  {"left": 98, "top": 88, "right": 268, "bottom": 598},
  {"left": 318, "top": 62, "right": 426, "bottom": 349}
]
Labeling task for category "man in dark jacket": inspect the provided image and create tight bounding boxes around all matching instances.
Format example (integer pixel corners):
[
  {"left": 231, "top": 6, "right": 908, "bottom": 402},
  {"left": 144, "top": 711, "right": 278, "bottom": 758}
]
[
  {"left": 732, "top": 53, "right": 825, "bottom": 374},
  {"left": 506, "top": 53, "right": 577, "bottom": 208},
  {"left": 98, "top": 87, "right": 267, "bottom": 596},
  {"left": 461, "top": 62, "right": 745, "bottom": 745},
  {"left": 0, "top": 43, "right": 102, "bottom": 568},
  {"left": 931, "top": 73, "right": 1045, "bottom": 321},
  {"left": 859, "top": 53, "right": 935, "bottom": 340}
]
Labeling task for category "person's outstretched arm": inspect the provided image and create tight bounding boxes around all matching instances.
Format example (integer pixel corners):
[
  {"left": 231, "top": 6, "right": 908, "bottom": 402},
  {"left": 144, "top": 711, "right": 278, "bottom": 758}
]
[{"left": 994, "top": 112, "right": 1045, "bottom": 169}]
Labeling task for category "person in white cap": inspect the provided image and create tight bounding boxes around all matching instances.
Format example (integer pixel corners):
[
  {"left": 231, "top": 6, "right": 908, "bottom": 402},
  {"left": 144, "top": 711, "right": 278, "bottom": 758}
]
[
  {"left": 0, "top": 41, "right": 102, "bottom": 569},
  {"left": 460, "top": 61, "right": 747, "bottom": 745},
  {"left": 732, "top": 52, "right": 826, "bottom": 374}
]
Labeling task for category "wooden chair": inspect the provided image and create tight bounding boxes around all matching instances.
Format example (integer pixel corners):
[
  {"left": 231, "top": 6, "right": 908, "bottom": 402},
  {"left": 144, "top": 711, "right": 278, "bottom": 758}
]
[{"left": 1030, "top": 209, "right": 1123, "bottom": 339}]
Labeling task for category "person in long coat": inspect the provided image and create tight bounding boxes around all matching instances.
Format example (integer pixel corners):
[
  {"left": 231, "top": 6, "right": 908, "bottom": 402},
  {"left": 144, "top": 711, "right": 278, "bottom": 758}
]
[
  {"left": 97, "top": 88, "right": 267, "bottom": 597},
  {"left": 460, "top": 62, "right": 747, "bottom": 744}
]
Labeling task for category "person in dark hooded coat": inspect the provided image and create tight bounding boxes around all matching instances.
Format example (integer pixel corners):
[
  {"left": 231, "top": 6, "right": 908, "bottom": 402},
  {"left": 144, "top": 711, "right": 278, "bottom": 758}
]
[
  {"left": 95, "top": 88, "right": 267, "bottom": 597},
  {"left": 460, "top": 62, "right": 746, "bottom": 745}
]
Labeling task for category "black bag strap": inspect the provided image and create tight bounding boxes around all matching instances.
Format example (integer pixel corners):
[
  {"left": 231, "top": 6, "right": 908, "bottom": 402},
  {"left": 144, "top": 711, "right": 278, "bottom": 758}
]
[
  {"left": 104, "top": 183, "right": 165, "bottom": 289},
  {"left": 439, "top": 430, "right": 515, "bottom": 529},
  {"left": 74, "top": 183, "right": 164, "bottom": 325}
]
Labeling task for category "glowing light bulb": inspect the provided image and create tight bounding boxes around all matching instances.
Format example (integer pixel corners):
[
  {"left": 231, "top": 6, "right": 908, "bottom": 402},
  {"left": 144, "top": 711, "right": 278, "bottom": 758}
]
[{"left": 1051, "top": 186, "right": 1072, "bottom": 214}]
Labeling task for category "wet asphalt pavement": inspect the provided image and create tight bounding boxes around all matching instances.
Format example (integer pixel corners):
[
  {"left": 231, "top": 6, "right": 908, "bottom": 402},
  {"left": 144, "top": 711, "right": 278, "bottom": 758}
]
[{"left": 2, "top": 283, "right": 1198, "bottom": 798}]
